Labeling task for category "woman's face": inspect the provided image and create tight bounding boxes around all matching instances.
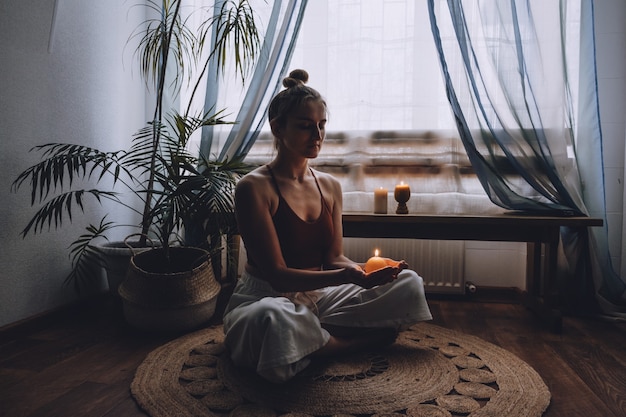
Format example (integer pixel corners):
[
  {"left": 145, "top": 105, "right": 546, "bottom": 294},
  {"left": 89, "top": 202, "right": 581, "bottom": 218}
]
[{"left": 273, "top": 100, "right": 327, "bottom": 159}]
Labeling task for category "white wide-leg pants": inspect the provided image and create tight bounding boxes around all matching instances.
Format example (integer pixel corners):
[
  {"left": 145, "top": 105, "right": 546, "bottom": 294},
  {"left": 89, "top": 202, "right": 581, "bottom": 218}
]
[{"left": 222, "top": 269, "right": 432, "bottom": 382}]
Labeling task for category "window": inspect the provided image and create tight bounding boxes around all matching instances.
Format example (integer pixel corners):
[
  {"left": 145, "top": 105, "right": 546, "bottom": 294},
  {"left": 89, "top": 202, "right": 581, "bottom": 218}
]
[{"left": 244, "top": 0, "right": 495, "bottom": 213}]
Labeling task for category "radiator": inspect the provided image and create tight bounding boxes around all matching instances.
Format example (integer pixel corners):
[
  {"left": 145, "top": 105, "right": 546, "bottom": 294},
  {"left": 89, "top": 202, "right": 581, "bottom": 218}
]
[{"left": 343, "top": 238, "right": 466, "bottom": 294}]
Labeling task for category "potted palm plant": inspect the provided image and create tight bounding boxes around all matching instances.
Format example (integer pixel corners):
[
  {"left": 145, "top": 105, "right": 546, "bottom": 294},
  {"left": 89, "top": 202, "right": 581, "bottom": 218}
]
[{"left": 12, "top": 0, "right": 260, "bottom": 331}]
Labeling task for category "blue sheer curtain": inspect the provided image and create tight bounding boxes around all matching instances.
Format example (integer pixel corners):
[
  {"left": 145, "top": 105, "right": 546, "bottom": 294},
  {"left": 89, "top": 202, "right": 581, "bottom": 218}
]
[
  {"left": 199, "top": 0, "right": 309, "bottom": 161},
  {"left": 428, "top": 0, "right": 626, "bottom": 316},
  {"left": 181, "top": 0, "right": 308, "bottom": 267}
]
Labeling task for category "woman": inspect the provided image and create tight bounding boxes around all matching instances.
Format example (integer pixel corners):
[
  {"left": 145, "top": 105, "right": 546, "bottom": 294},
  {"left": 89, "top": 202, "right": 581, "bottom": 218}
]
[{"left": 223, "top": 69, "right": 432, "bottom": 383}]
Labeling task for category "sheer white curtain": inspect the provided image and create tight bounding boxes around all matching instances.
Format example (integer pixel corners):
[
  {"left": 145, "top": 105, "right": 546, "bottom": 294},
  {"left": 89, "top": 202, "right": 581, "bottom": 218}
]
[
  {"left": 286, "top": 0, "right": 454, "bottom": 131},
  {"left": 430, "top": 0, "right": 585, "bottom": 212},
  {"left": 192, "top": 0, "right": 454, "bottom": 135},
  {"left": 430, "top": 0, "right": 626, "bottom": 315},
  {"left": 181, "top": 0, "right": 308, "bottom": 160}
]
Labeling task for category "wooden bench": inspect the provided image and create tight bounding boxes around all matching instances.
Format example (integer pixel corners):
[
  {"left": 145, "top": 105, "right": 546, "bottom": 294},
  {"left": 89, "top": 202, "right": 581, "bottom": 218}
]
[{"left": 342, "top": 211, "right": 603, "bottom": 332}]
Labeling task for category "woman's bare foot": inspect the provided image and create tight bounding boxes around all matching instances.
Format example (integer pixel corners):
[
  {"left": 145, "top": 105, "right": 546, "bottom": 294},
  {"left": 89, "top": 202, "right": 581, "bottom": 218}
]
[{"left": 311, "top": 327, "right": 398, "bottom": 358}]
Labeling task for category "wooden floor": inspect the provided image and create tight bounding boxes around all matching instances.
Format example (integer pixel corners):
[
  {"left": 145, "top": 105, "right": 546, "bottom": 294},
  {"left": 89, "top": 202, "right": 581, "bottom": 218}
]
[{"left": 1, "top": 294, "right": 625, "bottom": 417}]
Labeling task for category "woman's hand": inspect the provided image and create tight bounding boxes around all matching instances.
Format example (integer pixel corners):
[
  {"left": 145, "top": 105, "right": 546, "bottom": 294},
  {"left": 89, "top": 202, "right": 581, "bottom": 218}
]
[
  {"left": 345, "top": 261, "right": 407, "bottom": 289},
  {"left": 385, "top": 258, "right": 409, "bottom": 271}
]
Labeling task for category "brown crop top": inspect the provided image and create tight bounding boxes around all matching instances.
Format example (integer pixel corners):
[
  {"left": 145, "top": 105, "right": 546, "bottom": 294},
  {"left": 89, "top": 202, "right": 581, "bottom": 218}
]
[{"left": 263, "top": 165, "right": 335, "bottom": 269}]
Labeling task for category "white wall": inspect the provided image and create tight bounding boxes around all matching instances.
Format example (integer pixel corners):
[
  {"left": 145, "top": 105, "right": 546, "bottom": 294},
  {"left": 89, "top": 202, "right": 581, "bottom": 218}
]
[
  {"left": 593, "top": 0, "right": 626, "bottom": 276},
  {"left": 0, "top": 1, "right": 146, "bottom": 327}
]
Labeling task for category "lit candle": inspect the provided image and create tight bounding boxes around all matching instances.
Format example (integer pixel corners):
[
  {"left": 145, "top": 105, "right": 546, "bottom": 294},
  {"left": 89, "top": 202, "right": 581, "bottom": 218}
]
[
  {"left": 365, "top": 249, "right": 388, "bottom": 273},
  {"left": 394, "top": 181, "right": 410, "bottom": 200},
  {"left": 373, "top": 187, "right": 388, "bottom": 214},
  {"left": 394, "top": 181, "right": 411, "bottom": 214}
]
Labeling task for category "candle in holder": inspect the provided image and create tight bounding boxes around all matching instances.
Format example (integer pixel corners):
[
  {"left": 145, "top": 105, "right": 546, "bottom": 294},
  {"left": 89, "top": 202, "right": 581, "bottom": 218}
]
[
  {"left": 365, "top": 249, "right": 387, "bottom": 273},
  {"left": 394, "top": 181, "right": 411, "bottom": 214},
  {"left": 373, "top": 187, "right": 388, "bottom": 214}
]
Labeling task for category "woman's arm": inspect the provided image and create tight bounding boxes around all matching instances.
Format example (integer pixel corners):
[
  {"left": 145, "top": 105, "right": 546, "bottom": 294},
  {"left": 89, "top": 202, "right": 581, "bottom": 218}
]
[{"left": 320, "top": 174, "right": 401, "bottom": 288}]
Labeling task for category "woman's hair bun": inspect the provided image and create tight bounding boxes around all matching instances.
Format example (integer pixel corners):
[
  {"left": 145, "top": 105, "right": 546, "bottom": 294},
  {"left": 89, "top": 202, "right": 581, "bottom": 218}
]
[{"left": 282, "top": 69, "right": 309, "bottom": 88}]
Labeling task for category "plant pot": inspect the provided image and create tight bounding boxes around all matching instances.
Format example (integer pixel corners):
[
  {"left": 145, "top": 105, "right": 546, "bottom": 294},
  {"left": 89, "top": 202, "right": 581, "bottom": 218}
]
[
  {"left": 92, "top": 240, "right": 153, "bottom": 294},
  {"left": 118, "top": 247, "right": 220, "bottom": 333}
]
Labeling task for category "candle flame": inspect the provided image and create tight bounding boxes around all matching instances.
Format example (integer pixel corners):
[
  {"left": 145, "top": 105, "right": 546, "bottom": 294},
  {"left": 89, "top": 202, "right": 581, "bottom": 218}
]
[{"left": 374, "top": 249, "right": 380, "bottom": 257}]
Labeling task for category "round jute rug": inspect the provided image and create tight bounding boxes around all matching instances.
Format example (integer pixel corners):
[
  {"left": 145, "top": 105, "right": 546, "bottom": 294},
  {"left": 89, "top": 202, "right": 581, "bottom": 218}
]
[{"left": 131, "top": 323, "right": 550, "bottom": 417}]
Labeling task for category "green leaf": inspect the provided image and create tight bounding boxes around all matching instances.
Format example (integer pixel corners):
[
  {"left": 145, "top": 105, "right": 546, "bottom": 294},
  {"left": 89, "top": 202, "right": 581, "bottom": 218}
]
[
  {"left": 64, "top": 216, "right": 115, "bottom": 293},
  {"left": 20, "top": 190, "right": 119, "bottom": 236}
]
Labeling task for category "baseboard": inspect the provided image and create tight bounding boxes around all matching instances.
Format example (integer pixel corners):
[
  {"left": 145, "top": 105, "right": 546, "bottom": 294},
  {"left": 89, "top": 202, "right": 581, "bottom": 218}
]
[
  {"left": 427, "top": 286, "right": 521, "bottom": 304},
  {"left": 0, "top": 293, "right": 112, "bottom": 342}
]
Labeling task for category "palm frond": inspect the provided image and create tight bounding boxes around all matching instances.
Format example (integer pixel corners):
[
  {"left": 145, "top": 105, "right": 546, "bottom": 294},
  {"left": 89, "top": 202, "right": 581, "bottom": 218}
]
[
  {"left": 65, "top": 216, "right": 115, "bottom": 293},
  {"left": 124, "top": 122, "right": 167, "bottom": 176},
  {"left": 179, "top": 156, "right": 251, "bottom": 249},
  {"left": 11, "top": 144, "right": 129, "bottom": 205},
  {"left": 131, "top": 0, "right": 200, "bottom": 93},
  {"left": 21, "top": 190, "right": 120, "bottom": 236},
  {"left": 202, "top": 0, "right": 261, "bottom": 81}
]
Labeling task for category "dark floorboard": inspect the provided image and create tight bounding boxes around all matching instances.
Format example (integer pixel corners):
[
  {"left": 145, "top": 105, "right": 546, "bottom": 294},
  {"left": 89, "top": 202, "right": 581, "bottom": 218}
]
[{"left": 1, "top": 294, "right": 625, "bottom": 417}]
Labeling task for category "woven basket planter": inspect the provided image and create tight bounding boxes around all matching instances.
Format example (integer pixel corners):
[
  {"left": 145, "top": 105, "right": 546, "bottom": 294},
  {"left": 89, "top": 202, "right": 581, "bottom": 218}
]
[{"left": 119, "top": 247, "right": 221, "bottom": 333}]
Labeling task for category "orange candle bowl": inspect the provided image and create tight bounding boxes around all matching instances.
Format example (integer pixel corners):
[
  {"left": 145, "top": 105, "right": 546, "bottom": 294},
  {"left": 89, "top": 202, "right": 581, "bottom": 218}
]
[
  {"left": 364, "top": 249, "right": 402, "bottom": 274},
  {"left": 364, "top": 255, "right": 388, "bottom": 273}
]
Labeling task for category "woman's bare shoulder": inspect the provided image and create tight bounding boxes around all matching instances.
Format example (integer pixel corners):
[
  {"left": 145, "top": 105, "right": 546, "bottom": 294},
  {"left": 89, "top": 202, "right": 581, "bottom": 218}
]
[
  {"left": 312, "top": 168, "right": 341, "bottom": 191},
  {"left": 237, "top": 165, "right": 271, "bottom": 188},
  {"left": 236, "top": 165, "right": 276, "bottom": 208}
]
